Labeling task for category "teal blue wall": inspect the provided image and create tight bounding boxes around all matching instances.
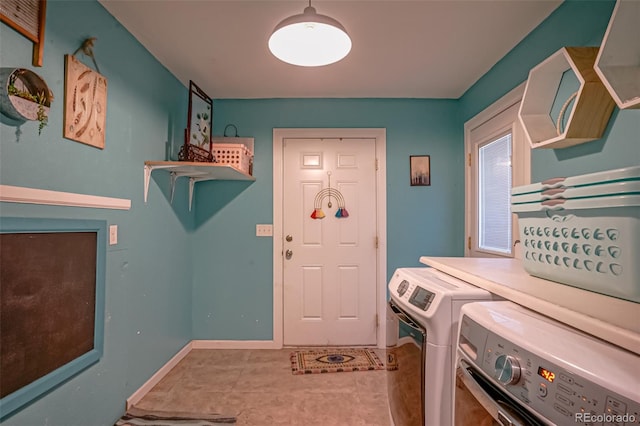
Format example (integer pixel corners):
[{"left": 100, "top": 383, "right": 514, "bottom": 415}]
[
  {"left": 191, "top": 99, "right": 463, "bottom": 339},
  {"left": 460, "top": 0, "right": 639, "bottom": 181},
  {"left": 192, "top": 0, "right": 639, "bottom": 341},
  {"left": 1, "top": 1, "right": 193, "bottom": 424}
]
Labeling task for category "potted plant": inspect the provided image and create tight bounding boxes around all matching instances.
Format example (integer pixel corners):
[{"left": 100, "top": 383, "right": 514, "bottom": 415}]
[{"left": 0, "top": 68, "right": 53, "bottom": 135}]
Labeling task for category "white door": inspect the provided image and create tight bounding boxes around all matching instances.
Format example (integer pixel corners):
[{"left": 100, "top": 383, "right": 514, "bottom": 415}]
[{"left": 283, "top": 138, "right": 378, "bottom": 346}]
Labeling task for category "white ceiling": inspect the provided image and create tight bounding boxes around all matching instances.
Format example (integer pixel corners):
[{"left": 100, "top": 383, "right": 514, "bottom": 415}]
[{"left": 98, "top": 0, "right": 561, "bottom": 99}]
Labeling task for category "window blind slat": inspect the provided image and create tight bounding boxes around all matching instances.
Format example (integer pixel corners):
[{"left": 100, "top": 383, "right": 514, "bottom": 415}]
[{"left": 478, "top": 134, "right": 512, "bottom": 254}]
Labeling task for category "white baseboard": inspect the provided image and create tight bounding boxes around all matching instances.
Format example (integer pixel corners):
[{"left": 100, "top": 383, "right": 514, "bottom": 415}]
[
  {"left": 191, "top": 340, "right": 280, "bottom": 350},
  {"left": 126, "top": 342, "right": 193, "bottom": 409}
]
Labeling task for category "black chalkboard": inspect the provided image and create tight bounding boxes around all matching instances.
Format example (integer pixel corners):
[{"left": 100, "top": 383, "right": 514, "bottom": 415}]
[{"left": 0, "top": 231, "right": 97, "bottom": 398}]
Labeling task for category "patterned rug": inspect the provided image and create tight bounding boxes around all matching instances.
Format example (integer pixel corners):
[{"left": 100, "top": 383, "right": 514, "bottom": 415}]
[{"left": 290, "top": 348, "right": 385, "bottom": 375}]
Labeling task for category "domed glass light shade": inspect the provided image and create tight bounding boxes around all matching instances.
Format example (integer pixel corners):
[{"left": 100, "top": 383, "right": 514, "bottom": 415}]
[{"left": 268, "top": 4, "right": 352, "bottom": 67}]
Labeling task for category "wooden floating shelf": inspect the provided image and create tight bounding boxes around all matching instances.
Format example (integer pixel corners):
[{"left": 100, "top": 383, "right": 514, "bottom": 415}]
[
  {"left": 143, "top": 161, "right": 255, "bottom": 211},
  {"left": 519, "top": 47, "right": 616, "bottom": 149},
  {"left": 595, "top": 0, "right": 640, "bottom": 110}
]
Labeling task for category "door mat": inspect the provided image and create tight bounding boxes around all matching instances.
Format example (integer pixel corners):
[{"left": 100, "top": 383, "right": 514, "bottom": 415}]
[
  {"left": 290, "top": 348, "right": 385, "bottom": 375},
  {"left": 114, "top": 407, "right": 236, "bottom": 425}
]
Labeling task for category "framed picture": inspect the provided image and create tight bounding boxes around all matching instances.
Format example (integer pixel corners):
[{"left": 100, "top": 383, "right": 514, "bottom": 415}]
[
  {"left": 63, "top": 55, "right": 108, "bottom": 149},
  {"left": 0, "top": 0, "right": 47, "bottom": 66},
  {"left": 410, "top": 155, "right": 431, "bottom": 186},
  {"left": 179, "top": 80, "right": 213, "bottom": 162}
]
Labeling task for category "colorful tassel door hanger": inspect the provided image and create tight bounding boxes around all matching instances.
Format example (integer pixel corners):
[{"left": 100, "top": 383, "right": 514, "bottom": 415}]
[
  {"left": 311, "top": 189, "right": 349, "bottom": 219},
  {"left": 310, "top": 172, "right": 349, "bottom": 219}
]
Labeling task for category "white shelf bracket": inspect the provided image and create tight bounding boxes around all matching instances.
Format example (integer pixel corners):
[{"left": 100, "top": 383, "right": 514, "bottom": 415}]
[
  {"left": 187, "top": 177, "right": 211, "bottom": 211},
  {"left": 144, "top": 163, "right": 177, "bottom": 204},
  {"left": 143, "top": 164, "right": 152, "bottom": 203},
  {"left": 170, "top": 172, "right": 178, "bottom": 204},
  {"left": 189, "top": 177, "right": 195, "bottom": 212}
]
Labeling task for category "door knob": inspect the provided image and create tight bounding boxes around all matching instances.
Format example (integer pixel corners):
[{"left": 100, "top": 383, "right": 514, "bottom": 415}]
[
  {"left": 286, "top": 235, "right": 293, "bottom": 242},
  {"left": 285, "top": 249, "right": 293, "bottom": 259}
]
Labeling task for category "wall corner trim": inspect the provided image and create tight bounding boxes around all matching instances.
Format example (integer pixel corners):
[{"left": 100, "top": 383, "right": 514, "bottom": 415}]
[
  {"left": 0, "top": 185, "right": 132, "bottom": 210},
  {"left": 126, "top": 342, "right": 193, "bottom": 409}
]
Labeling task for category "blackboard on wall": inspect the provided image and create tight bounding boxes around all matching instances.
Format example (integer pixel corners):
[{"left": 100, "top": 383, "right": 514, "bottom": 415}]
[{"left": 0, "top": 218, "right": 106, "bottom": 419}]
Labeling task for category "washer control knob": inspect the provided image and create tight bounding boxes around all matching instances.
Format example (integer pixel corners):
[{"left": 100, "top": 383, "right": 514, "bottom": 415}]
[
  {"left": 397, "top": 280, "right": 409, "bottom": 297},
  {"left": 494, "top": 355, "right": 521, "bottom": 385}
]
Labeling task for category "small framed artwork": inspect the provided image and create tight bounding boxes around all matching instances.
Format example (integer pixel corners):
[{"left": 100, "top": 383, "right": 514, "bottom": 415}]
[
  {"left": 63, "top": 55, "right": 108, "bottom": 149},
  {"left": 410, "top": 155, "right": 431, "bottom": 186},
  {"left": 179, "top": 80, "right": 213, "bottom": 162},
  {"left": 0, "top": 0, "right": 47, "bottom": 66}
]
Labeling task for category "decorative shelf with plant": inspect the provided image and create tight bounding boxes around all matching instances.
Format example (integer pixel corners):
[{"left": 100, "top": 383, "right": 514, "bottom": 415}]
[{"left": 0, "top": 68, "right": 53, "bottom": 135}]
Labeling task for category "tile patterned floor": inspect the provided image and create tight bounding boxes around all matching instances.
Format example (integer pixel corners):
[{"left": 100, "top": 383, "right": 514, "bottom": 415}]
[{"left": 136, "top": 349, "right": 391, "bottom": 426}]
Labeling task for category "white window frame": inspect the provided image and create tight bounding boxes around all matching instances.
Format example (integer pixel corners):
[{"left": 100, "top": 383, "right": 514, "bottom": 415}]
[{"left": 464, "top": 83, "right": 531, "bottom": 258}]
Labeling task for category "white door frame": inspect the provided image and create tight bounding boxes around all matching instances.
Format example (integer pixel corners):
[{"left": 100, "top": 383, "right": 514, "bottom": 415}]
[
  {"left": 464, "top": 83, "right": 530, "bottom": 257},
  {"left": 273, "top": 128, "right": 387, "bottom": 348}
]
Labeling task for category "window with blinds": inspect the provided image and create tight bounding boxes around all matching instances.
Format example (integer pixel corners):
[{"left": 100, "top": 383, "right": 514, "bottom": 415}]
[{"left": 478, "top": 133, "right": 512, "bottom": 254}]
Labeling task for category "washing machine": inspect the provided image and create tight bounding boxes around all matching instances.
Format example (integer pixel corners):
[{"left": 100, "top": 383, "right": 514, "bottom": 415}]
[
  {"left": 386, "top": 267, "right": 499, "bottom": 426},
  {"left": 455, "top": 301, "right": 640, "bottom": 426}
]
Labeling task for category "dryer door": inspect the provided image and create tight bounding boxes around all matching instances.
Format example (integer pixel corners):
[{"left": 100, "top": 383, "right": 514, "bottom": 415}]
[
  {"left": 455, "top": 359, "right": 547, "bottom": 426},
  {"left": 387, "top": 300, "right": 426, "bottom": 426}
]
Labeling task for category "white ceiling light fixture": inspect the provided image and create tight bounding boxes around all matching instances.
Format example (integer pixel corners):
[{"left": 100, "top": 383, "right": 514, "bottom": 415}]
[{"left": 268, "top": 0, "right": 352, "bottom": 67}]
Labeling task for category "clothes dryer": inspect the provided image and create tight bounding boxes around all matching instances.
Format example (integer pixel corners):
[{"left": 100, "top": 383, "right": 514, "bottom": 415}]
[
  {"left": 387, "top": 267, "right": 498, "bottom": 426},
  {"left": 455, "top": 301, "right": 640, "bottom": 425}
]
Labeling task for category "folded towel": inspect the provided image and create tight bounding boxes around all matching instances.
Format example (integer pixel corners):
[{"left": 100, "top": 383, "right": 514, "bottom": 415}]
[{"left": 114, "top": 407, "right": 236, "bottom": 425}]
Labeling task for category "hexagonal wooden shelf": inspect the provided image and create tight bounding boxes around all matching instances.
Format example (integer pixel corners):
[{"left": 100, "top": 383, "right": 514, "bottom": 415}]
[
  {"left": 595, "top": 0, "right": 640, "bottom": 110},
  {"left": 519, "top": 47, "right": 616, "bottom": 149}
]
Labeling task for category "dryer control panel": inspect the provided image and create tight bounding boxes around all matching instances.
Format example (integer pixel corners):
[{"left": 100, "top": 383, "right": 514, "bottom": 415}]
[
  {"left": 392, "top": 279, "right": 434, "bottom": 311},
  {"left": 388, "top": 268, "right": 493, "bottom": 316},
  {"left": 458, "top": 303, "right": 640, "bottom": 426},
  {"left": 408, "top": 285, "right": 435, "bottom": 311},
  {"left": 479, "top": 330, "right": 640, "bottom": 425}
]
